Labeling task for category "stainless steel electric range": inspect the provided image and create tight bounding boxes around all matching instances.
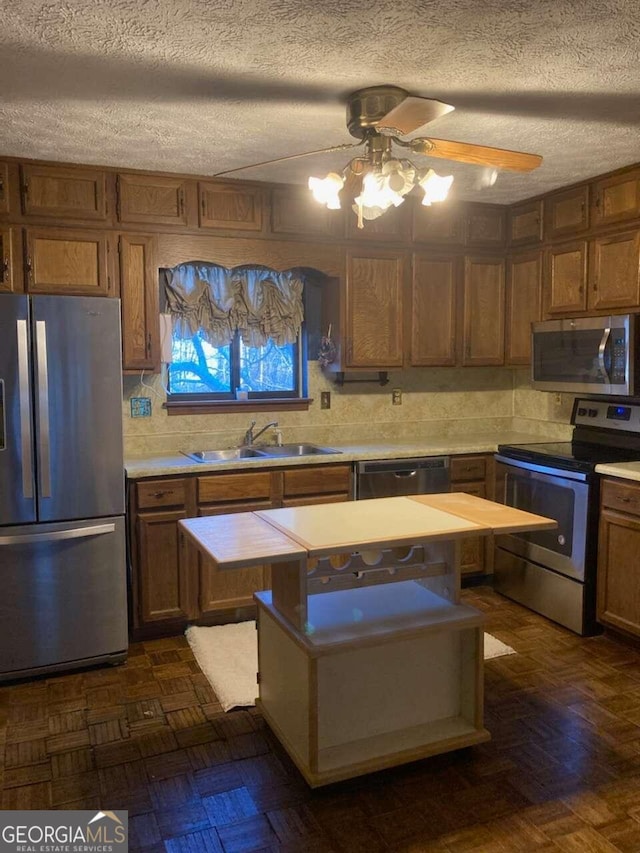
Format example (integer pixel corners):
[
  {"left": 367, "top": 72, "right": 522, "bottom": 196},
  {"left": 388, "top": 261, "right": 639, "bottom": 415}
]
[{"left": 494, "top": 397, "right": 640, "bottom": 636}]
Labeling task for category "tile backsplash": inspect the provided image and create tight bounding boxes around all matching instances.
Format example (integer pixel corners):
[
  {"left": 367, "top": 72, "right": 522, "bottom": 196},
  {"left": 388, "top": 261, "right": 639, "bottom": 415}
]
[{"left": 123, "top": 363, "right": 573, "bottom": 455}]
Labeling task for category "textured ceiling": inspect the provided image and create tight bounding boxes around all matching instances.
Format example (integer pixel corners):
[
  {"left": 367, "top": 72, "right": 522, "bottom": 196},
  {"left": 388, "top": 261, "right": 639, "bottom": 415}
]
[{"left": 1, "top": 0, "right": 639, "bottom": 203}]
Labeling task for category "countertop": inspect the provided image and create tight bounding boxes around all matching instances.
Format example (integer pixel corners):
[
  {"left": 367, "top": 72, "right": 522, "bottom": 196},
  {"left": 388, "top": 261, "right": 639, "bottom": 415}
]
[
  {"left": 595, "top": 461, "right": 640, "bottom": 482},
  {"left": 125, "top": 431, "right": 560, "bottom": 479}
]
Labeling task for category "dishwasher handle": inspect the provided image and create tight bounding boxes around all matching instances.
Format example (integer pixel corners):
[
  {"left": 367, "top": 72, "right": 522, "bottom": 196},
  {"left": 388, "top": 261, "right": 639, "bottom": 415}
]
[{"left": 356, "top": 456, "right": 449, "bottom": 475}]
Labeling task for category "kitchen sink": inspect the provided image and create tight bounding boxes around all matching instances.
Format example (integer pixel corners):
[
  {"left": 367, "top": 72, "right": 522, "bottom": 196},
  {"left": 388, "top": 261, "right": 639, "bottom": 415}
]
[
  {"left": 181, "top": 444, "right": 341, "bottom": 463},
  {"left": 256, "top": 443, "right": 341, "bottom": 457},
  {"left": 181, "top": 448, "right": 264, "bottom": 463}
]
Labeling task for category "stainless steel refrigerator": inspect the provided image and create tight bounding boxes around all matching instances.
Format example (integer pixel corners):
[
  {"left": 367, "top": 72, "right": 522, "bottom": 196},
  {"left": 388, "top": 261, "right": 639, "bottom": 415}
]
[{"left": 0, "top": 294, "right": 128, "bottom": 680}]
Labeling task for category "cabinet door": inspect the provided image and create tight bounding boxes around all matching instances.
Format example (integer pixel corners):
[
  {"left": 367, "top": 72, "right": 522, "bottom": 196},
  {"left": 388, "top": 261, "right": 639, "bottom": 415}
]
[
  {"left": 597, "top": 508, "right": 640, "bottom": 637},
  {"left": 117, "top": 174, "right": 188, "bottom": 226},
  {"left": 509, "top": 200, "right": 542, "bottom": 246},
  {"left": 21, "top": 164, "right": 107, "bottom": 221},
  {"left": 198, "top": 181, "right": 264, "bottom": 231},
  {"left": 506, "top": 251, "right": 541, "bottom": 365},
  {"left": 137, "top": 510, "right": 193, "bottom": 623},
  {"left": 465, "top": 205, "right": 506, "bottom": 247},
  {"left": 271, "top": 186, "right": 343, "bottom": 238},
  {"left": 461, "top": 257, "right": 505, "bottom": 365},
  {"left": 413, "top": 203, "right": 465, "bottom": 245},
  {"left": 456, "top": 482, "right": 487, "bottom": 575},
  {"left": 0, "top": 162, "right": 9, "bottom": 215},
  {"left": 345, "top": 251, "right": 405, "bottom": 368},
  {"left": 120, "top": 233, "right": 160, "bottom": 371},
  {"left": 0, "top": 226, "right": 21, "bottom": 293},
  {"left": 411, "top": 253, "right": 458, "bottom": 366},
  {"left": 198, "top": 502, "right": 271, "bottom": 614},
  {"left": 544, "top": 240, "right": 587, "bottom": 314},
  {"left": 544, "top": 185, "right": 589, "bottom": 239},
  {"left": 588, "top": 230, "right": 640, "bottom": 311},
  {"left": 24, "top": 227, "right": 110, "bottom": 295},
  {"left": 592, "top": 170, "right": 640, "bottom": 228}
]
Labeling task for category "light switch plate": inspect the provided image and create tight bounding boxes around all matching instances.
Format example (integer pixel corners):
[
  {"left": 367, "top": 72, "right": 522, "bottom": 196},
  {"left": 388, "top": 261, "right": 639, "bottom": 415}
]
[
  {"left": 321, "top": 391, "right": 331, "bottom": 409},
  {"left": 392, "top": 388, "right": 402, "bottom": 406}
]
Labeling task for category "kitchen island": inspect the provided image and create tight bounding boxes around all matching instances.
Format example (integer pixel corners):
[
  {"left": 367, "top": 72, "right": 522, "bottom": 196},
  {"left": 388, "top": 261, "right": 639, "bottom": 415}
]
[{"left": 180, "top": 493, "right": 554, "bottom": 787}]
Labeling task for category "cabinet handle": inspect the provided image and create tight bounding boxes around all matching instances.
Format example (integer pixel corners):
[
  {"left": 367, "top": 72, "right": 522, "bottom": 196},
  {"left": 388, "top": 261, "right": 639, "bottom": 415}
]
[
  {"left": 146, "top": 332, "right": 152, "bottom": 354},
  {"left": 152, "top": 490, "right": 173, "bottom": 498},
  {"left": 25, "top": 256, "right": 33, "bottom": 278},
  {"left": 179, "top": 189, "right": 185, "bottom": 216},
  {"left": 201, "top": 197, "right": 206, "bottom": 216},
  {"left": 593, "top": 278, "right": 598, "bottom": 292},
  {"left": 595, "top": 194, "right": 601, "bottom": 209},
  {"left": 22, "top": 179, "right": 29, "bottom": 200},
  {"left": 2, "top": 257, "right": 8, "bottom": 280}
]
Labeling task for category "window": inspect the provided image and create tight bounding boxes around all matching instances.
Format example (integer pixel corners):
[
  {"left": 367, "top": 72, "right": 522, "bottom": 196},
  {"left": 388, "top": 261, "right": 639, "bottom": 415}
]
[
  {"left": 162, "top": 263, "right": 308, "bottom": 404},
  {"left": 168, "top": 330, "right": 302, "bottom": 400}
]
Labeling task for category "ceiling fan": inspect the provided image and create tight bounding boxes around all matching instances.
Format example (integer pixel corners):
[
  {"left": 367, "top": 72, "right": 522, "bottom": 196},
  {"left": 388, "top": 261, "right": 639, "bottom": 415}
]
[{"left": 214, "top": 85, "right": 543, "bottom": 227}]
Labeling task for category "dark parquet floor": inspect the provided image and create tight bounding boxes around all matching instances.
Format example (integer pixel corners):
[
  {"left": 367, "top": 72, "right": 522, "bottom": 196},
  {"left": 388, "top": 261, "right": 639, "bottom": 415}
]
[{"left": 3, "top": 587, "right": 640, "bottom": 852}]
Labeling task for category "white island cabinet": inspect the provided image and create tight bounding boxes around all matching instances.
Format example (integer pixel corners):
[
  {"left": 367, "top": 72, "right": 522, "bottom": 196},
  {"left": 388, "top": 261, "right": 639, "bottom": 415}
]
[{"left": 180, "top": 493, "right": 554, "bottom": 787}]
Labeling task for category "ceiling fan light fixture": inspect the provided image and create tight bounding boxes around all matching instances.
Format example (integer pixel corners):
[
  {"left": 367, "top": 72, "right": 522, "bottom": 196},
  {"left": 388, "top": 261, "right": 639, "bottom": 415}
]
[
  {"left": 308, "top": 172, "right": 344, "bottom": 209},
  {"left": 419, "top": 168, "right": 454, "bottom": 206}
]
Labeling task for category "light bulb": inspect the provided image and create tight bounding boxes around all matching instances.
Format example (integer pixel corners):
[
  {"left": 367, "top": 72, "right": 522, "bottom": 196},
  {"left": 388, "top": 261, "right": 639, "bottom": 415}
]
[
  {"left": 308, "top": 172, "right": 344, "bottom": 209},
  {"left": 419, "top": 169, "right": 454, "bottom": 206}
]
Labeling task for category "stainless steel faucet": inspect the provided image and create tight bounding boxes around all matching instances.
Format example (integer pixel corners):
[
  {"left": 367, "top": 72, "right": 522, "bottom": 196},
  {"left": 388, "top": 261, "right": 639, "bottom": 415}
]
[{"left": 243, "top": 420, "right": 279, "bottom": 446}]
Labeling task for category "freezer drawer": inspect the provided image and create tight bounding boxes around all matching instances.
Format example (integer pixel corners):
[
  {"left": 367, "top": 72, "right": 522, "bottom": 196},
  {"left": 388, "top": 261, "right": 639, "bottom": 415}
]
[{"left": 0, "top": 516, "right": 128, "bottom": 680}]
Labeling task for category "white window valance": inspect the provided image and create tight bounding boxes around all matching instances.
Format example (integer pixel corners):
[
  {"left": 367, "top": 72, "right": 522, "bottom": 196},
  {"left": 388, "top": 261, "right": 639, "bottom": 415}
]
[{"left": 162, "top": 263, "right": 305, "bottom": 348}]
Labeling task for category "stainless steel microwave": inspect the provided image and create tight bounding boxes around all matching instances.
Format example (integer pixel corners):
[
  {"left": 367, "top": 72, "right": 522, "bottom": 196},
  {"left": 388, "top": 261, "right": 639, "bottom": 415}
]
[{"left": 531, "top": 314, "right": 639, "bottom": 396}]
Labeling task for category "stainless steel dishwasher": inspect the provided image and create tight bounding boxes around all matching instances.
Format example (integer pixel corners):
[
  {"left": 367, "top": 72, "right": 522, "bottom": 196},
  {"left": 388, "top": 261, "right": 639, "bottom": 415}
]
[{"left": 355, "top": 457, "right": 450, "bottom": 499}]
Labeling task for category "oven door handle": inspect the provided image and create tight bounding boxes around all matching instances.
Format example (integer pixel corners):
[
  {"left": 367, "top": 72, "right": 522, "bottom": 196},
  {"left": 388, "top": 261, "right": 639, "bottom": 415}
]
[
  {"left": 598, "top": 327, "right": 611, "bottom": 383},
  {"left": 495, "top": 454, "right": 590, "bottom": 482}
]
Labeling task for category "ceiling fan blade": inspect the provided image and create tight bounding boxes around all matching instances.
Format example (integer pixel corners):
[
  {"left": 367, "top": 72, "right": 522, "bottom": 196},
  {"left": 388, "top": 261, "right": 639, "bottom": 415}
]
[
  {"left": 375, "top": 97, "right": 455, "bottom": 136},
  {"left": 410, "top": 137, "right": 542, "bottom": 172},
  {"left": 213, "top": 142, "right": 363, "bottom": 177}
]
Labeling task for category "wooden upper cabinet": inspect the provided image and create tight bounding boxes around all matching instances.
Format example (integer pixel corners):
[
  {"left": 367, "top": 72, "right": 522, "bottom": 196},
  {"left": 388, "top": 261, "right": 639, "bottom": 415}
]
[
  {"left": 465, "top": 205, "right": 506, "bottom": 247},
  {"left": 345, "top": 250, "right": 405, "bottom": 368},
  {"left": 588, "top": 230, "right": 640, "bottom": 311},
  {"left": 198, "top": 181, "right": 264, "bottom": 231},
  {"left": 412, "top": 203, "right": 465, "bottom": 245},
  {"left": 461, "top": 256, "right": 505, "bottom": 365},
  {"left": 120, "top": 233, "right": 160, "bottom": 372},
  {"left": 592, "top": 170, "right": 640, "bottom": 228},
  {"left": 508, "top": 200, "right": 543, "bottom": 246},
  {"left": 506, "top": 251, "right": 541, "bottom": 364},
  {"left": 544, "top": 240, "right": 587, "bottom": 314},
  {"left": 117, "top": 174, "right": 188, "bottom": 226},
  {"left": 271, "top": 186, "right": 343, "bottom": 238},
  {"left": 24, "top": 227, "right": 110, "bottom": 296},
  {"left": 545, "top": 185, "right": 589, "bottom": 239},
  {"left": 0, "top": 162, "right": 9, "bottom": 215},
  {"left": 411, "top": 253, "right": 458, "bottom": 366},
  {"left": 20, "top": 164, "right": 107, "bottom": 221},
  {"left": 347, "top": 201, "right": 410, "bottom": 242},
  {"left": 0, "top": 226, "right": 21, "bottom": 293}
]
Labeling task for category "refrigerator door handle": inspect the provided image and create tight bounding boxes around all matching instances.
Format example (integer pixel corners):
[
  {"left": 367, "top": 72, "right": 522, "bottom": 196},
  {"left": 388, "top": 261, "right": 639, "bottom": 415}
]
[
  {"left": 0, "top": 523, "right": 116, "bottom": 546},
  {"left": 16, "top": 319, "right": 34, "bottom": 499},
  {"left": 35, "top": 320, "right": 52, "bottom": 498}
]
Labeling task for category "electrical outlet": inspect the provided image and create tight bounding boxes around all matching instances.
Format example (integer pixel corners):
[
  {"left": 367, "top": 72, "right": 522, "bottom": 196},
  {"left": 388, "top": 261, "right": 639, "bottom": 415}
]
[
  {"left": 554, "top": 392, "right": 562, "bottom": 406},
  {"left": 320, "top": 391, "right": 331, "bottom": 409},
  {"left": 392, "top": 388, "right": 402, "bottom": 406}
]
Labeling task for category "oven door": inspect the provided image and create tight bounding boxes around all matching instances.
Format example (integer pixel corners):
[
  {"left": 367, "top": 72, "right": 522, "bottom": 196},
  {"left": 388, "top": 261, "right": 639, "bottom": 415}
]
[{"left": 494, "top": 456, "right": 589, "bottom": 581}]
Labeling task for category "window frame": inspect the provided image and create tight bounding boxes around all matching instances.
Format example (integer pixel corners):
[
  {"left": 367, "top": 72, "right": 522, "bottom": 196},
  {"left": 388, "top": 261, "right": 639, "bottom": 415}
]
[{"left": 166, "top": 327, "right": 307, "bottom": 403}]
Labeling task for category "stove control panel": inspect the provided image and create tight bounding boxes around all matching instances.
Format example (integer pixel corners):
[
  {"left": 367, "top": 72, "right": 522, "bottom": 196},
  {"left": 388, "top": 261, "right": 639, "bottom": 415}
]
[{"left": 573, "top": 399, "right": 640, "bottom": 432}]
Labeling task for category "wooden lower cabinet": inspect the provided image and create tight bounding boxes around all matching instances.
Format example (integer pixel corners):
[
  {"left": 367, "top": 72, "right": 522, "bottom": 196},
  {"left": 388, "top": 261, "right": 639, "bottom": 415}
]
[
  {"left": 129, "top": 463, "right": 353, "bottom": 637},
  {"left": 450, "top": 455, "right": 493, "bottom": 576},
  {"left": 136, "top": 509, "right": 195, "bottom": 624},
  {"left": 597, "top": 478, "right": 640, "bottom": 637}
]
